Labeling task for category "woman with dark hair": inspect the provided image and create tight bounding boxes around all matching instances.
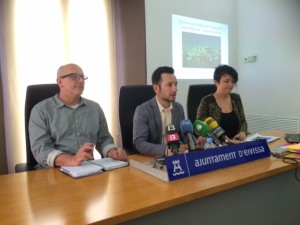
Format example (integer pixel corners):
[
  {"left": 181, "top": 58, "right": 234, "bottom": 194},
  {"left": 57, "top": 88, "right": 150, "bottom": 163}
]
[{"left": 196, "top": 64, "right": 248, "bottom": 141}]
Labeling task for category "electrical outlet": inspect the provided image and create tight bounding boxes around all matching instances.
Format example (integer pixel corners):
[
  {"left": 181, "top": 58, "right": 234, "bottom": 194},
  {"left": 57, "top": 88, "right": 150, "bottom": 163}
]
[{"left": 244, "top": 55, "right": 257, "bottom": 62}]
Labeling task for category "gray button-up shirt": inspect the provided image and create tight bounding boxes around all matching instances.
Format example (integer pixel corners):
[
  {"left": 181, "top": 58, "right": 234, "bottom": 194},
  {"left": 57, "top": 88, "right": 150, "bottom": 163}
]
[{"left": 29, "top": 94, "right": 116, "bottom": 168}]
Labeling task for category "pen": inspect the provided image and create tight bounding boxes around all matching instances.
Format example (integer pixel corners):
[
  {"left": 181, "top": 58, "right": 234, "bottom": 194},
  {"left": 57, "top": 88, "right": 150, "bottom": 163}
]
[{"left": 85, "top": 144, "right": 95, "bottom": 160}]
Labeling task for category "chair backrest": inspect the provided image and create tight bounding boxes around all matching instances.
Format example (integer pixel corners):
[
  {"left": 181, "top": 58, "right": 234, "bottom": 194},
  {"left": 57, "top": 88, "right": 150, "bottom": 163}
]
[
  {"left": 24, "top": 84, "right": 60, "bottom": 171},
  {"left": 119, "top": 85, "right": 155, "bottom": 155},
  {"left": 187, "top": 84, "right": 217, "bottom": 122}
]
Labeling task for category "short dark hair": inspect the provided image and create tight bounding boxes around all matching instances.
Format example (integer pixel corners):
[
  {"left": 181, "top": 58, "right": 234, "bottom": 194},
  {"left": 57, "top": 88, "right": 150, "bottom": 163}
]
[
  {"left": 151, "top": 66, "right": 174, "bottom": 85},
  {"left": 214, "top": 65, "right": 238, "bottom": 83}
]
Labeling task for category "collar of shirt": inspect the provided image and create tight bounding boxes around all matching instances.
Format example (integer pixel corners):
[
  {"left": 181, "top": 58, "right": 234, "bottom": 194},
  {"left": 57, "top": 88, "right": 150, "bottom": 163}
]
[
  {"left": 155, "top": 96, "right": 173, "bottom": 113},
  {"left": 54, "top": 94, "right": 85, "bottom": 109}
]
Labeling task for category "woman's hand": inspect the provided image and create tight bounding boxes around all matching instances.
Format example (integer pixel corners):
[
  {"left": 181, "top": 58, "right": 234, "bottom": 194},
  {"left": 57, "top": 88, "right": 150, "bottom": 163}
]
[
  {"left": 233, "top": 131, "right": 247, "bottom": 141},
  {"left": 196, "top": 136, "right": 206, "bottom": 149}
]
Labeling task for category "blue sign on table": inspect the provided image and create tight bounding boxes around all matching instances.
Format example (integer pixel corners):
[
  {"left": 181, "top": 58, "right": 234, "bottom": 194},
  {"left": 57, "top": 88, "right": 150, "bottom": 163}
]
[{"left": 164, "top": 139, "right": 271, "bottom": 181}]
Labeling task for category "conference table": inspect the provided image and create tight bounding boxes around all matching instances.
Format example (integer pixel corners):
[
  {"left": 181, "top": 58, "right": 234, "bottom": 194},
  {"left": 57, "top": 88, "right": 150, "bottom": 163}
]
[{"left": 1, "top": 130, "right": 300, "bottom": 225}]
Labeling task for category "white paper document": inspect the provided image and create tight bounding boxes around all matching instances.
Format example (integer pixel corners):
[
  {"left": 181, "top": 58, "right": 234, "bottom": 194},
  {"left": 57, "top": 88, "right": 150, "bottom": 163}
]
[{"left": 246, "top": 133, "right": 280, "bottom": 143}]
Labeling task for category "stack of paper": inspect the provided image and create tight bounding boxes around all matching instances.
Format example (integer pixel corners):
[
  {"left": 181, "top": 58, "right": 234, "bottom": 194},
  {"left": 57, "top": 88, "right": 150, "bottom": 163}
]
[{"left": 284, "top": 143, "right": 300, "bottom": 153}]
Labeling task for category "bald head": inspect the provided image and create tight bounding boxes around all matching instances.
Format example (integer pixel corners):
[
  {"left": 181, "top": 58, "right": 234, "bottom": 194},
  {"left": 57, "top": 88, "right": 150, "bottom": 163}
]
[{"left": 57, "top": 63, "right": 83, "bottom": 78}]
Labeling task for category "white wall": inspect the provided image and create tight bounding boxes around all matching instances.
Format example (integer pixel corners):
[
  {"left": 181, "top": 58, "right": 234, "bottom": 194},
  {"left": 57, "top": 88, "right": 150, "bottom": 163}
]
[
  {"left": 237, "top": 0, "right": 300, "bottom": 119},
  {"left": 145, "top": 0, "right": 238, "bottom": 115},
  {"left": 145, "top": 0, "right": 300, "bottom": 131}
]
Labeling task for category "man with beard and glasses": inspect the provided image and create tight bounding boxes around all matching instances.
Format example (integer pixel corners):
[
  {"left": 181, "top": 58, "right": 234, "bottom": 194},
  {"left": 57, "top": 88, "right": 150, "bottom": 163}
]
[
  {"left": 133, "top": 66, "right": 205, "bottom": 157},
  {"left": 29, "top": 63, "right": 127, "bottom": 169}
]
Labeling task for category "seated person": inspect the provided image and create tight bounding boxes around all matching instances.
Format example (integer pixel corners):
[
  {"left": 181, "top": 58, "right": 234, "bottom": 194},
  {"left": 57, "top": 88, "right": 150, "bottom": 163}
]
[
  {"left": 196, "top": 64, "right": 248, "bottom": 141},
  {"left": 133, "top": 66, "right": 204, "bottom": 156},
  {"left": 29, "top": 63, "right": 127, "bottom": 168}
]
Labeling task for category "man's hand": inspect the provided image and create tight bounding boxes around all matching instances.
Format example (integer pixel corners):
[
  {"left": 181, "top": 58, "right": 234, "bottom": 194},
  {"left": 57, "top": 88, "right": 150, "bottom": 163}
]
[
  {"left": 54, "top": 143, "right": 95, "bottom": 166},
  {"left": 165, "top": 144, "right": 188, "bottom": 156},
  {"left": 178, "top": 144, "right": 188, "bottom": 153},
  {"left": 71, "top": 143, "right": 95, "bottom": 165},
  {"left": 107, "top": 148, "right": 127, "bottom": 161}
]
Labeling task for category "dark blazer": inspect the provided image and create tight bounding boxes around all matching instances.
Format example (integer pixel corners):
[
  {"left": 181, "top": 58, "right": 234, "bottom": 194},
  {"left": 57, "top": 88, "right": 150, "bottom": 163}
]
[{"left": 133, "top": 96, "right": 185, "bottom": 156}]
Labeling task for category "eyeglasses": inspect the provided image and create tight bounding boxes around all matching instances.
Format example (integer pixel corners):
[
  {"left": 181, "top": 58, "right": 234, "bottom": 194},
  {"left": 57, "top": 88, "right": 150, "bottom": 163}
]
[{"left": 60, "top": 73, "right": 88, "bottom": 81}]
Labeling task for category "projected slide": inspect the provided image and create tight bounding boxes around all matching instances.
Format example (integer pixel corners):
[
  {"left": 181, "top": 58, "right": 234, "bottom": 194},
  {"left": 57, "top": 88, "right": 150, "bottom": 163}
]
[{"left": 172, "top": 14, "right": 228, "bottom": 79}]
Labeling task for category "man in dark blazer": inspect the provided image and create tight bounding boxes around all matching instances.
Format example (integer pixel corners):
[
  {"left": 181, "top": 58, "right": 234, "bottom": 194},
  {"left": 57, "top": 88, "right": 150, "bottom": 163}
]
[{"left": 133, "top": 66, "right": 202, "bottom": 156}]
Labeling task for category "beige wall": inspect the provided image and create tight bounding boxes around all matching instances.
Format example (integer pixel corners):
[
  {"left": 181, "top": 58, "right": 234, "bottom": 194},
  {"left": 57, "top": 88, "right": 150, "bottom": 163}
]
[
  {"left": 113, "top": 0, "right": 147, "bottom": 146},
  {"left": 113, "top": 0, "right": 147, "bottom": 88},
  {"left": 0, "top": 69, "right": 8, "bottom": 174}
]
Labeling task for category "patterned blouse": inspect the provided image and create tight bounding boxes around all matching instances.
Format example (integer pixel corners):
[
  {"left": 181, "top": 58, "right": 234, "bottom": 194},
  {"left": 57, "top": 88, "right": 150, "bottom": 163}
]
[{"left": 196, "top": 93, "right": 248, "bottom": 136}]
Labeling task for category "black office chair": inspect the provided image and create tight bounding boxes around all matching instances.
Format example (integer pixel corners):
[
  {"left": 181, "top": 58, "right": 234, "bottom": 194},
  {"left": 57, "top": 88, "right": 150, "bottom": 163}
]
[
  {"left": 119, "top": 85, "right": 155, "bottom": 155},
  {"left": 15, "top": 84, "right": 60, "bottom": 173},
  {"left": 187, "top": 84, "right": 216, "bottom": 122}
]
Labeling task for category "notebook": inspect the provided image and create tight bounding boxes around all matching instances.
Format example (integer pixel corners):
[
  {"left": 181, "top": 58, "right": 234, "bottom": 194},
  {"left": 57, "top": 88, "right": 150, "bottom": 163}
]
[
  {"left": 60, "top": 158, "right": 128, "bottom": 178},
  {"left": 285, "top": 134, "right": 300, "bottom": 143},
  {"left": 60, "top": 161, "right": 103, "bottom": 178},
  {"left": 89, "top": 158, "right": 129, "bottom": 170}
]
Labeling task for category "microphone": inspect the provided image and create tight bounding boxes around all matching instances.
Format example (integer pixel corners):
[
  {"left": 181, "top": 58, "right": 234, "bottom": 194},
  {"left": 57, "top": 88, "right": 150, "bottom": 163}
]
[
  {"left": 193, "top": 120, "right": 223, "bottom": 147},
  {"left": 165, "top": 124, "right": 180, "bottom": 154},
  {"left": 180, "top": 119, "right": 197, "bottom": 151},
  {"left": 204, "top": 117, "right": 218, "bottom": 130},
  {"left": 204, "top": 117, "right": 229, "bottom": 144},
  {"left": 193, "top": 119, "right": 211, "bottom": 136}
]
